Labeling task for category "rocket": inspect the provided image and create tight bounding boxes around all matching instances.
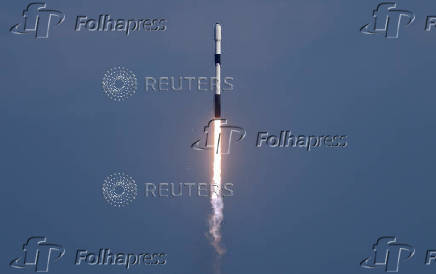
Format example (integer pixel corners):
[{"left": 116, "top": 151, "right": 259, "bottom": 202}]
[{"left": 214, "top": 23, "right": 222, "bottom": 118}]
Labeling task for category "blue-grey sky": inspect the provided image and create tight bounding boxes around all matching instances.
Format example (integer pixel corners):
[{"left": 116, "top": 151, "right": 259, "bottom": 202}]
[{"left": 1, "top": 0, "right": 436, "bottom": 273}]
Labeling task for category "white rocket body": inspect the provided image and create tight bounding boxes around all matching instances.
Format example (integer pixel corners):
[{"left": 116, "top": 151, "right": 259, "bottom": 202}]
[{"left": 214, "top": 23, "right": 222, "bottom": 118}]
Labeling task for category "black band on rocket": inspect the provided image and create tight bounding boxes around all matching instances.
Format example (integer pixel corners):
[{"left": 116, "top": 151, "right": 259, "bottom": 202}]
[
  {"left": 215, "top": 54, "right": 221, "bottom": 64},
  {"left": 214, "top": 94, "right": 221, "bottom": 118}
]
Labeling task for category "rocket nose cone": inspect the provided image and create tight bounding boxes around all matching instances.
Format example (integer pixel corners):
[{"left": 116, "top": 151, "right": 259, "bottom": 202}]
[{"left": 215, "top": 23, "right": 222, "bottom": 41}]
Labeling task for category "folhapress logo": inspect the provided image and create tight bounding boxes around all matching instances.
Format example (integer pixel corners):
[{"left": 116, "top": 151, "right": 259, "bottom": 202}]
[
  {"left": 191, "top": 119, "right": 246, "bottom": 155},
  {"left": 10, "top": 3, "right": 65, "bottom": 38},
  {"left": 10, "top": 237, "right": 65, "bottom": 272},
  {"left": 361, "top": 2, "right": 415, "bottom": 38},
  {"left": 361, "top": 236, "right": 415, "bottom": 272},
  {"left": 10, "top": 3, "right": 167, "bottom": 39},
  {"left": 10, "top": 237, "right": 167, "bottom": 271}
]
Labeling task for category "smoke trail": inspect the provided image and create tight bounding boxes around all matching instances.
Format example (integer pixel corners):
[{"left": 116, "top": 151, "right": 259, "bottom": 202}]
[{"left": 209, "top": 119, "right": 225, "bottom": 256}]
